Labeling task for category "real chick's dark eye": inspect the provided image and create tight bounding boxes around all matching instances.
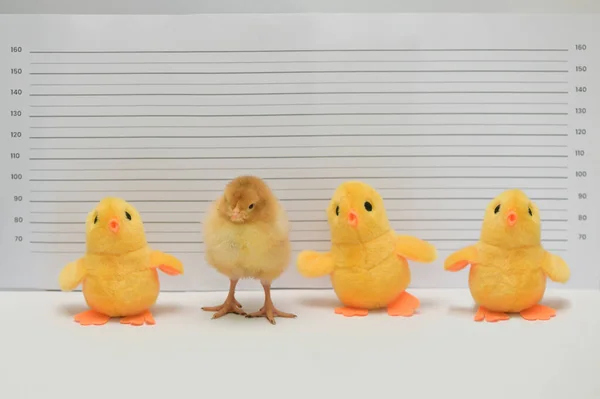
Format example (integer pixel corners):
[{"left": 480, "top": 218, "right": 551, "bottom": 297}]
[
  {"left": 494, "top": 204, "right": 501, "bottom": 214},
  {"left": 248, "top": 203, "right": 254, "bottom": 209},
  {"left": 528, "top": 207, "right": 533, "bottom": 216},
  {"left": 335, "top": 206, "right": 339, "bottom": 216},
  {"left": 364, "top": 201, "right": 373, "bottom": 212},
  {"left": 93, "top": 215, "right": 98, "bottom": 224},
  {"left": 125, "top": 211, "right": 132, "bottom": 220}
]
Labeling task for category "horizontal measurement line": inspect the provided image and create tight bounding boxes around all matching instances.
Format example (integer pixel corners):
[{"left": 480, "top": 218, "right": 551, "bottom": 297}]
[
  {"left": 29, "top": 112, "right": 569, "bottom": 118},
  {"left": 29, "top": 70, "right": 570, "bottom": 75},
  {"left": 28, "top": 133, "right": 570, "bottom": 139},
  {"left": 30, "top": 241, "right": 206, "bottom": 244},
  {"left": 28, "top": 229, "right": 568, "bottom": 234},
  {"left": 27, "top": 219, "right": 568, "bottom": 225},
  {"left": 28, "top": 176, "right": 568, "bottom": 182},
  {"left": 31, "top": 230, "right": 203, "bottom": 233},
  {"left": 27, "top": 249, "right": 567, "bottom": 254},
  {"left": 28, "top": 166, "right": 569, "bottom": 171},
  {"left": 29, "top": 48, "right": 569, "bottom": 54},
  {"left": 30, "top": 250, "right": 210, "bottom": 254},
  {"left": 28, "top": 187, "right": 569, "bottom": 192},
  {"left": 27, "top": 209, "right": 567, "bottom": 215},
  {"left": 29, "top": 251, "right": 208, "bottom": 254},
  {"left": 23, "top": 207, "right": 568, "bottom": 216},
  {"left": 28, "top": 101, "right": 570, "bottom": 107},
  {"left": 28, "top": 197, "right": 569, "bottom": 203},
  {"left": 30, "top": 91, "right": 569, "bottom": 97},
  {"left": 28, "top": 145, "right": 568, "bottom": 150},
  {"left": 30, "top": 200, "right": 209, "bottom": 204},
  {"left": 29, "top": 123, "right": 568, "bottom": 128},
  {"left": 29, "top": 81, "right": 570, "bottom": 86},
  {"left": 29, "top": 238, "right": 568, "bottom": 244},
  {"left": 30, "top": 60, "right": 570, "bottom": 65},
  {"left": 29, "top": 221, "right": 200, "bottom": 224},
  {"left": 28, "top": 155, "right": 568, "bottom": 160}
]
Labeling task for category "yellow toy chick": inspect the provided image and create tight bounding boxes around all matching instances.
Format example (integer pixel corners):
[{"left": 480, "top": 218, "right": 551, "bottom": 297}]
[
  {"left": 58, "top": 197, "right": 184, "bottom": 326},
  {"left": 444, "top": 189, "right": 570, "bottom": 322},
  {"left": 297, "top": 181, "right": 437, "bottom": 317}
]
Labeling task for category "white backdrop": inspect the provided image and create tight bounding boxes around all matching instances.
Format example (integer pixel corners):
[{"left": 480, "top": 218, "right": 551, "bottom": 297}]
[{"left": 0, "top": 9, "right": 599, "bottom": 292}]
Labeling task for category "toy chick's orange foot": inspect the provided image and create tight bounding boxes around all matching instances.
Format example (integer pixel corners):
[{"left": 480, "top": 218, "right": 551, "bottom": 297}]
[
  {"left": 387, "top": 291, "right": 420, "bottom": 317},
  {"left": 520, "top": 304, "right": 556, "bottom": 321},
  {"left": 335, "top": 306, "right": 369, "bottom": 317},
  {"left": 474, "top": 306, "right": 510, "bottom": 323},
  {"left": 74, "top": 310, "right": 111, "bottom": 326},
  {"left": 120, "top": 310, "right": 156, "bottom": 326}
]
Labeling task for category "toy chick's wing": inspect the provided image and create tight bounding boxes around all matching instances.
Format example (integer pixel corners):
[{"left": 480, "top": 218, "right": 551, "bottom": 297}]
[
  {"left": 297, "top": 250, "right": 334, "bottom": 278},
  {"left": 59, "top": 258, "right": 86, "bottom": 291},
  {"left": 395, "top": 235, "right": 438, "bottom": 263},
  {"left": 150, "top": 250, "right": 184, "bottom": 276},
  {"left": 541, "top": 251, "right": 570, "bottom": 283},
  {"left": 444, "top": 245, "right": 478, "bottom": 272}
]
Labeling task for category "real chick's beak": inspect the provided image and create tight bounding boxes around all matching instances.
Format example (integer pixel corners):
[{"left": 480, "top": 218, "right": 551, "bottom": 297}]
[
  {"left": 230, "top": 208, "right": 241, "bottom": 222},
  {"left": 109, "top": 218, "right": 120, "bottom": 233},
  {"left": 506, "top": 210, "right": 517, "bottom": 227},
  {"left": 347, "top": 210, "right": 358, "bottom": 228}
]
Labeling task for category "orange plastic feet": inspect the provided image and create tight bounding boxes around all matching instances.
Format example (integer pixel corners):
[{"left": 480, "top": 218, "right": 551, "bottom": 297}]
[
  {"left": 120, "top": 310, "right": 156, "bottom": 326},
  {"left": 74, "top": 310, "right": 111, "bottom": 326},
  {"left": 520, "top": 304, "right": 556, "bottom": 321},
  {"left": 334, "top": 307, "right": 368, "bottom": 317},
  {"left": 474, "top": 306, "right": 510, "bottom": 322},
  {"left": 387, "top": 291, "right": 420, "bottom": 317}
]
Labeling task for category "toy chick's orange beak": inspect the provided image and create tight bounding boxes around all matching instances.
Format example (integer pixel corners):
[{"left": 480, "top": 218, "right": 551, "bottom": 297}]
[
  {"left": 109, "top": 218, "right": 120, "bottom": 233},
  {"left": 347, "top": 210, "right": 358, "bottom": 228},
  {"left": 506, "top": 210, "right": 517, "bottom": 227}
]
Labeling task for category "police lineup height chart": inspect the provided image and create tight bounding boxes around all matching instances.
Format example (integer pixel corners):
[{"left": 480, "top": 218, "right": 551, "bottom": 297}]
[{"left": 0, "top": 13, "right": 598, "bottom": 291}]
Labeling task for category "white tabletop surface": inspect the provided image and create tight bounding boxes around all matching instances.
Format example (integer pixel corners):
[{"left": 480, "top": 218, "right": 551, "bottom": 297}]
[{"left": 1, "top": 288, "right": 598, "bottom": 399}]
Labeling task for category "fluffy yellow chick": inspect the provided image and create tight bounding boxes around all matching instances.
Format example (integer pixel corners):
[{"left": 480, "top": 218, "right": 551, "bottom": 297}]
[
  {"left": 296, "top": 181, "right": 437, "bottom": 317},
  {"left": 444, "top": 189, "right": 570, "bottom": 322},
  {"left": 202, "top": 175, "right": 296, "bottom": 325},
  {"left": 58, "top": 197, "right": 184, "bottom": 326}
]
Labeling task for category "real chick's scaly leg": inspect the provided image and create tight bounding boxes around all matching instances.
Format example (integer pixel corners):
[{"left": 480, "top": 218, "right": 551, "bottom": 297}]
[
  {"left": 246, "top": 281, "right": 296, "bottom": 325},
  {"left": 202, "top": 278, "right": 246, "bottom": 319}
]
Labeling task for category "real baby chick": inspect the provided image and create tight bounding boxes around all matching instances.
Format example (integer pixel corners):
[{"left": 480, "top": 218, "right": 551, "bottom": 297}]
[
  {"left": 444, "top": 189, "right": 570, "bottom": 322},
  {"left": 58, "top": 197, "right": 184, "bottom": 326},
  {"left": 202, "top": 175, "right": 296, "bottom": 325}
]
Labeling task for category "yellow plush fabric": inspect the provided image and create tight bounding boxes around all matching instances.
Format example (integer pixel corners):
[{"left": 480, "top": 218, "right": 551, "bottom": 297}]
[
  {"left": 297, "top": 181, "right": 437, "bottom": 316},
  {"left": 444, "top": 189, "right": 570, "bottom": 322},
  {"left": 58, "top": 197, "right": 184, "bottom": 326}
]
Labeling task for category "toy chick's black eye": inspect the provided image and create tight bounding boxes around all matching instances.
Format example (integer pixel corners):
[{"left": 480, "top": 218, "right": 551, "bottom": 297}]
[
  {"left": 249, "top": 203, "right": 254, "bottom": 210},
  {"left": 494, "top": 204, "right": 501, "bottom": 214},
  {"left": 125, "top": 211, "right": 132, "bottom": 221},
  {"left": 528, "top": 207, "right": 533, "bottom": 216},
  {"left": 364, "top": 201, "right": 373, "bottom": 212},
  {"left": 335, "top": 206, "right": 339, "bottom": 216},
  {"left": 93, "top": 215, "right": 98, "bottom": 224}
]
